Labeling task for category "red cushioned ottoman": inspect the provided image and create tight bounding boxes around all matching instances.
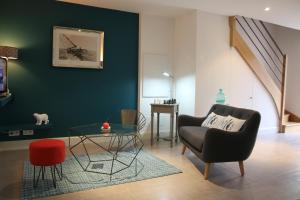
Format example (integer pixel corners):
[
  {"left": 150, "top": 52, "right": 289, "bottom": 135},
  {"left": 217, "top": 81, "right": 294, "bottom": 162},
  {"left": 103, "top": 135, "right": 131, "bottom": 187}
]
[{"left": 29, "top": 139, "right": 65, "bottom": 188}]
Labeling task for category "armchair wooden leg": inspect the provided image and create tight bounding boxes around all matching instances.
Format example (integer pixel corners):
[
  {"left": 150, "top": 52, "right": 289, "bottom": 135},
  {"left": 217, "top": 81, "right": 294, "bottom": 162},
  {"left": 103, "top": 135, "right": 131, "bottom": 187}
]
[
  {"left": 181, "top": 145, "right": 187, "bottom": 155},
  {"left": 204, "top": 163, "right": 210, "bottom": 180},
  {"left": 238, "top": 161, "right": 244, "bottom": 176}
]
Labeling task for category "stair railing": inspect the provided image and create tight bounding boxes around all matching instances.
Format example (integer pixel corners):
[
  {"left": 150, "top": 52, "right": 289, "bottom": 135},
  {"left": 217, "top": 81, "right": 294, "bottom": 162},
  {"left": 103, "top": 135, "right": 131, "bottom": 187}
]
[{"left": 233, "top": 16, "right": 287, "bottom": 131}]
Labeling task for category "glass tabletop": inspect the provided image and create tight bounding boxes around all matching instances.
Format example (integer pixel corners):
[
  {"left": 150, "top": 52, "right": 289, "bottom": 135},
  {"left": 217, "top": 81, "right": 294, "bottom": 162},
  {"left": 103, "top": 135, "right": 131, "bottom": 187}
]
[{"left": 69, "top": 123, "right": 137, "bottom": 137}]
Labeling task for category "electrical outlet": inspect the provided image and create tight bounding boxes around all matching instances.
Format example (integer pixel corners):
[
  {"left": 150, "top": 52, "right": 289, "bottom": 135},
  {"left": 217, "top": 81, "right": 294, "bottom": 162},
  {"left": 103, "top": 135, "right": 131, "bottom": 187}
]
[
  {"left": 23, "top": 130, "right": 34, "bottom": 136},
  {"left": 8, "top": 130, "right": 20, "bottom": 136}
]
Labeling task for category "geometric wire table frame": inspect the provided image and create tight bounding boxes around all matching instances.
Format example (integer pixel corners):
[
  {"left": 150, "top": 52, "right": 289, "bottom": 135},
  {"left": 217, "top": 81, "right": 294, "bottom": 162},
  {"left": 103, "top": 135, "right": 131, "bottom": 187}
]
[{"left": 68, "top": 132, "right": 144, "bottom": 181}]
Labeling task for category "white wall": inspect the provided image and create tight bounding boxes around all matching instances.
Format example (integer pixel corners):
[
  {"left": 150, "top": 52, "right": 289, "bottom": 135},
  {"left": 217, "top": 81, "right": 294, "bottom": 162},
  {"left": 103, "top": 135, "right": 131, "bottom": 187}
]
[
  {"left": 195, "top": 11, "right": 278, "bottom": 130},
  {"left": 139, "top": 14, "right": 174, "bottom": 135},
  {"left": 139, "top": 11, "right": 279, "bottom": 133},
  {"left": 270, "top": 25, "right": 300, "bottom": 116},
  {"left": 173, "top": 11, "right": 197, "bottom": 115},
  {"left": 139, "top": 12, "right": 197, "bottom": 137}
]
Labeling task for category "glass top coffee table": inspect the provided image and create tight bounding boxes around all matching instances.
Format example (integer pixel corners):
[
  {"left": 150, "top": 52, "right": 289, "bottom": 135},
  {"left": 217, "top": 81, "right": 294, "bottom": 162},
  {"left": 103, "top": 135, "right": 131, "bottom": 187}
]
[{"left": 68, "top": 123, "right": 144, "bottom": 181}]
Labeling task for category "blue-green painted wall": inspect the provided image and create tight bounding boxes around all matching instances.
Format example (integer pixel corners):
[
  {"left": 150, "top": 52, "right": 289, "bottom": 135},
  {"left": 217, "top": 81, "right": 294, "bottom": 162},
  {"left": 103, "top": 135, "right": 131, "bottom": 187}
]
[{"left": 0, "top": 0, "right": 139, "bottom": 141}]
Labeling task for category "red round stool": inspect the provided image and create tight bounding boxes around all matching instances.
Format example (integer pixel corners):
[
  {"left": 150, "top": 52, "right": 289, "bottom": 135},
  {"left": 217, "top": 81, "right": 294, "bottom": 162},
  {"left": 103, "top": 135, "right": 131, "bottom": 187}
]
[{"left": 29, "top": 139, "right": 65, "bottom": 188}]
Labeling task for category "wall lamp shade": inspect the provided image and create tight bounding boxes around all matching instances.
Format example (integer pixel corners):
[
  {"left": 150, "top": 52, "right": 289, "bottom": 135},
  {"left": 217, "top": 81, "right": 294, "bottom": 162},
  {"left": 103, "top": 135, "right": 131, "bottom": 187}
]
[{"left": 0, "top": 46, "right": 18, "bottom": 60}]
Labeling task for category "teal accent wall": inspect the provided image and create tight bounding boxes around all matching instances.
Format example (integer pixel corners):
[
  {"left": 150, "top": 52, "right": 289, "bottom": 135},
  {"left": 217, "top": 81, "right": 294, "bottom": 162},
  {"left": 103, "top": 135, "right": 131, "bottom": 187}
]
[{"left": 0, "top": 0, "right": 139, "bottom": 141}]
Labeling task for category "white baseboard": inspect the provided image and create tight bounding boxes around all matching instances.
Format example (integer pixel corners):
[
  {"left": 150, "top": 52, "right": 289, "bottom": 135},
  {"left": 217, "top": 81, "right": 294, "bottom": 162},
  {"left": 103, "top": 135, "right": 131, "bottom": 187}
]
[
  {"left": 0, "top": 126, "right": 277, "bottom": 152},
  {"left": 0, "top": 133, "right": 152, "bottom": 152},
  {"left": 0, "top": 137, "right": 71, "bottom": 152}
]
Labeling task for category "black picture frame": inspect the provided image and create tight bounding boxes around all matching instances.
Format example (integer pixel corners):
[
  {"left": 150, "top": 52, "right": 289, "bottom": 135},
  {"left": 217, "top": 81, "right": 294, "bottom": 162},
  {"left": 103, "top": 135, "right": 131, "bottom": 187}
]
[{"left": 0, "top": 57, "right": 8, "bottom": 96}]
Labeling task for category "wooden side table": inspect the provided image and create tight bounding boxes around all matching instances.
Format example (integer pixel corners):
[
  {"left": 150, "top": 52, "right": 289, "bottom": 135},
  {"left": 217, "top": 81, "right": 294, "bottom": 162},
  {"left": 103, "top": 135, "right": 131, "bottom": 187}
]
[{"left": 150, "top": 104, "right": 179, "bottom": 147}]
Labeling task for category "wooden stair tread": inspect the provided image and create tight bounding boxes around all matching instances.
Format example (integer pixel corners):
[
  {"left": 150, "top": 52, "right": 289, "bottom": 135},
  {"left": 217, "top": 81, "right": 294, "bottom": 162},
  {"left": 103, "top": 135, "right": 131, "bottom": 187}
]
[
  {"left": 282, "top": 122, "right": 300, "bottom": 127},
  {"left": 283, "top": 114, "right": 290, "bottom": 123},
  {"left": 282, "top": 121, "right": 300, "bottom": 132}
]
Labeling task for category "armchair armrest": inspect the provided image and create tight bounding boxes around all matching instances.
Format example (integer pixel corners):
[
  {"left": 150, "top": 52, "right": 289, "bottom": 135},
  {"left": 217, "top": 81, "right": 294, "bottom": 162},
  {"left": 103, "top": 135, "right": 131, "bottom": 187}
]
[
  {"left": 201, "top": 128, "right": 252, "bottom": 163},
  {"left": 178, "top": 115, "right": 206, "bottom": 130}
]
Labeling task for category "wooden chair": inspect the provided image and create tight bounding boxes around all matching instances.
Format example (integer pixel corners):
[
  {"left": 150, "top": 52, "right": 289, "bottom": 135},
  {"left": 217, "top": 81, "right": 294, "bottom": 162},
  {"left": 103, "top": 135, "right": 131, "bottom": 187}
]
[{"left": 121, "top": 109, "right": 146, "bottom": 133}]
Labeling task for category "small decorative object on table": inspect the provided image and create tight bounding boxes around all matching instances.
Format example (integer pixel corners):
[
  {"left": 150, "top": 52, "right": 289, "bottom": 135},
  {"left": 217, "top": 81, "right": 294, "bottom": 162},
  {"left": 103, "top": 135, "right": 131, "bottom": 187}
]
[
  {"left": 101, "top": 121, "right": 111, "bottom": 132},
  {"left": 164, "top": 98, "right": 176, "bottom": 104},
  {"left": 33, "top": 113, "right": 49, "bottom": 125},
  {"left": 216, "top": 88, "right": 225, "bottom": 104}
]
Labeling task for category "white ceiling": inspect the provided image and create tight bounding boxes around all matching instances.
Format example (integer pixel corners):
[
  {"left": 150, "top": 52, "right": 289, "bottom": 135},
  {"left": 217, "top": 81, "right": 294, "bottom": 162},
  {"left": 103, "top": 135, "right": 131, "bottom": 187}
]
[
  {"left": 60, "top": 0, "right": 191, "bottom": 17},
  {"left": 60, "top": 0, "right": 300, "bottom": 30}
]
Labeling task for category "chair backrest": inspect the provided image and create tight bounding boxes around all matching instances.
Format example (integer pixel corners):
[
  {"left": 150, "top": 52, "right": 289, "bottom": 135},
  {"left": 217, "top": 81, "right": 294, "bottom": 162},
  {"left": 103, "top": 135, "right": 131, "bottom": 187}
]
[
  {"left": 207, "top": 104, "right": 261, "bottom": 160},
  {"left": 207, "top": 104, "right": 261, "bottom": 132},
  {"left": 121, "top": 109, "right": 146, "bottom": 132},
  {"left": 121, "top": 109, "right": 137, "bottom": 125}
]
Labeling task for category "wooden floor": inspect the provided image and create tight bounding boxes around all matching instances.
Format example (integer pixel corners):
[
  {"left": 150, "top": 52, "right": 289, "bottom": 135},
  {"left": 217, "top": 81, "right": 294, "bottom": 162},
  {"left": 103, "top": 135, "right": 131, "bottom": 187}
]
[{"left": 1, "top": 131, "right": 300, "bottom": 200}]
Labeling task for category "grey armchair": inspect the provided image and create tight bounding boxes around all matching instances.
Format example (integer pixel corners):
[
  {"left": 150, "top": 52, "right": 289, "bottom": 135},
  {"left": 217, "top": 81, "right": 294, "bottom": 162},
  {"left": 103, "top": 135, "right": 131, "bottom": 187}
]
[{"left": 178, "top": 104, "right": 261, "bottom": 179}]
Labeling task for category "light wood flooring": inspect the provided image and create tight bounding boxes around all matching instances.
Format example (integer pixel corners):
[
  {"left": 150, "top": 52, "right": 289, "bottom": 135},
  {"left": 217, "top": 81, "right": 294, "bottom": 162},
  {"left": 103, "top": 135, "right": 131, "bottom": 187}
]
[{"left": 1, "top": 131, "right": 300, "bottom": 200}]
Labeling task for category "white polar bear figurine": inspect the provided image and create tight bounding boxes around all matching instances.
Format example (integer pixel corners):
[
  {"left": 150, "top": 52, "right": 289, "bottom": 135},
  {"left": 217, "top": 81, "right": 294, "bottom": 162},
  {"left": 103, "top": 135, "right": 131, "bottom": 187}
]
[{"left": 33, "top": 113, "right": 49, "bottom": 125}]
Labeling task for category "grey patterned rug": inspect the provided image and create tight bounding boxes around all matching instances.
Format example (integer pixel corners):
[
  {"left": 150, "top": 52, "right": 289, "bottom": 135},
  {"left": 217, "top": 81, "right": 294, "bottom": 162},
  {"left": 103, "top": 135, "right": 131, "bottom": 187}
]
[{"left": 22, "top": 151, "right": 182, "bottom": 199}]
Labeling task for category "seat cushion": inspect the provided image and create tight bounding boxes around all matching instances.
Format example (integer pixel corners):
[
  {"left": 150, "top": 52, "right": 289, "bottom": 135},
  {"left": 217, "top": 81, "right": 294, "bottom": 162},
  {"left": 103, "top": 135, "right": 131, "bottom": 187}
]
[
  {"left": 29, "top": 139, "right": 66, "bottom": 166},
  {"left": 179, "top": 126, "right": 209, "bottom": 151}
]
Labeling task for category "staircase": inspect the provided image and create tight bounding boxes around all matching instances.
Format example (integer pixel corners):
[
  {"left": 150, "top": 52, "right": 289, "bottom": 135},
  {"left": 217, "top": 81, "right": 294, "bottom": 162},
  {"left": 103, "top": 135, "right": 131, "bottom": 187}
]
[
  {"left": 229, "top": 16, "right": 300, "bottom": 133},
  {"left": 282, "top": 111, "right": 300, "bottom": 132}
]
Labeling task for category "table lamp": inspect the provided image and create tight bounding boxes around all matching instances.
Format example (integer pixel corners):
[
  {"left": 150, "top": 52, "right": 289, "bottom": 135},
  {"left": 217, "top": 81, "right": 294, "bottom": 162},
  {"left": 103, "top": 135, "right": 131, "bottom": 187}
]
[{"left": 162, "top": 71, "right": 175, "bottom": 99}]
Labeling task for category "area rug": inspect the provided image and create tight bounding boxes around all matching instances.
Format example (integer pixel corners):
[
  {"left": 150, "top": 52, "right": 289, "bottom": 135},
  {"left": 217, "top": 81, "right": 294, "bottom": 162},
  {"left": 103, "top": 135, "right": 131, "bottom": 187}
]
[{"left": 22, "top": 151, "right": 182, "bottom": 199}]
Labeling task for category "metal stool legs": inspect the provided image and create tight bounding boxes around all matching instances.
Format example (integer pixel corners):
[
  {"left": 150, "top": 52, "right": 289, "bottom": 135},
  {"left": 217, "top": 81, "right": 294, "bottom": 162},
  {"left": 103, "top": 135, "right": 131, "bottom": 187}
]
[{"left": 33, "top": 163, "right": 63, "bottom": 188}]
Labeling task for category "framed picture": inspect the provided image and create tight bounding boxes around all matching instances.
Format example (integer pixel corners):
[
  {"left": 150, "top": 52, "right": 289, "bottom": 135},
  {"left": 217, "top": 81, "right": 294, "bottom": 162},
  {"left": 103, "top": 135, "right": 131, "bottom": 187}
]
[
  {"left": 0, "top": 58, "right": 8, "bottom": 96},
  {"left": 52, "top": 26, "right": 104, "bottom": 69}
]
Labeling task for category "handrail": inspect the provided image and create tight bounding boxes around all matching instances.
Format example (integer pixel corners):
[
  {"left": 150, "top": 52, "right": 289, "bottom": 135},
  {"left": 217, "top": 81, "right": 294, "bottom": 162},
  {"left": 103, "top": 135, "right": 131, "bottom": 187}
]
[
  {"left": 230, "top": 15, "right": 287, "bottom": 132},
  {"left": 236, "top": 17, "right": 282, "bottom": 84},
  {"left": 243, "top": 17, "right": 282, "bottom": 74},
  {"left": 260, "top": 21, "right": 284, "bottom": 57},
  {"left": 251, "top": 19, "right": 283, "bottom": 65}
]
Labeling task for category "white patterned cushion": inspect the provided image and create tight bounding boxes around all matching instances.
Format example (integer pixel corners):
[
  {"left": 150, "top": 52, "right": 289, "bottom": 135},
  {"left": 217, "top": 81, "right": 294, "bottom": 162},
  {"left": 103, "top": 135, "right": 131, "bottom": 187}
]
[
  {"left": 201, "top": 112, "right": 226, "bottom": 129},
  {"left": 218, "top": 115, "right": 246, "bottom": 132}
]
